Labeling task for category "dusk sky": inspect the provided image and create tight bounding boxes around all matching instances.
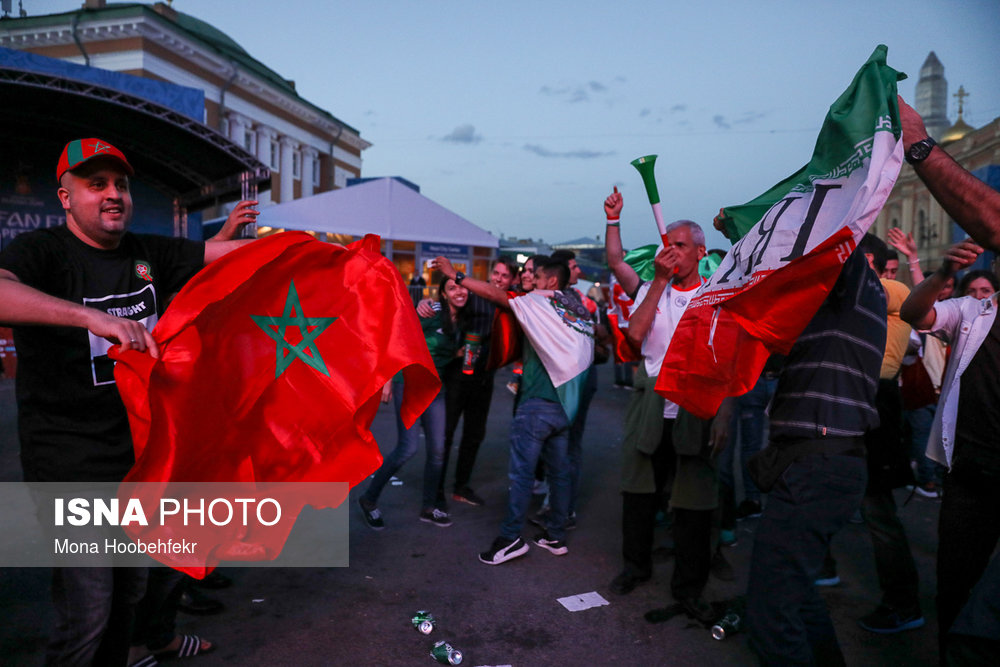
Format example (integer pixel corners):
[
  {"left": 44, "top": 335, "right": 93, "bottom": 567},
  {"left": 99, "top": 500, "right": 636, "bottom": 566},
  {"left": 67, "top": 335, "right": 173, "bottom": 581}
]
[{"left": 27, "top": 0, "right": 1000, "bottom": 251}]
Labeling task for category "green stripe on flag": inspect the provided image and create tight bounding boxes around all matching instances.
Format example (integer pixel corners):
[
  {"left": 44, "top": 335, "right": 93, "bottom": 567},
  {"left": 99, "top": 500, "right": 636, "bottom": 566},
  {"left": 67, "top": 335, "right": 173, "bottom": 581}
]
[{"left": 715, "top": 45, "right": 904, "bottom": 243}]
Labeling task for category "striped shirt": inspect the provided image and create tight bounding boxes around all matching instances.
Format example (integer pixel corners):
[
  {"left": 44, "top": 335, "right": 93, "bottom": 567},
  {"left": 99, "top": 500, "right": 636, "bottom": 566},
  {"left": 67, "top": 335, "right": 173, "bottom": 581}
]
[{"left": 769, "top": 248, "right": 887, "bottom": 442}]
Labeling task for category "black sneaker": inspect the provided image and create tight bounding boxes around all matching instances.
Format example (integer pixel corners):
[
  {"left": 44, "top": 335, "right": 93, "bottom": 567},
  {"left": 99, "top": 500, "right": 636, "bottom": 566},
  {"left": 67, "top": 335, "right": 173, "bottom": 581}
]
[
  {"left": 452, "top": 486, "right": 485, "bottom": 506},
  {"left": 532, "top": 531, "right": 568, "bottom": 555},
  {"left": 679, "top": 595, "right": 717, "bottom": 624},
  {"left": 609, "top": 569, "right": 651, "bottom": 595},
  {"left": 177, "top": 588, "right": 224, "bottom": 616},
  {"left": 528, "top": 505, "right": 549, "bottom": 528},
  {"left": 419, "top": 508, "right": 452, "bottom": 527},
  {"left": 479, "top": 536, "right": 529, "bottom": 565},
  {"left": 858, "top": 605, "right": 925, "bottom": 634},
  {"left": 358, "top": 497, "right": 384, "bottom": 530},
  {"left": 530, "top": 509, "right": 576, "bottom": 531},
  {"left": 736, "top": 499, "right": 762, "bottom": 520}
]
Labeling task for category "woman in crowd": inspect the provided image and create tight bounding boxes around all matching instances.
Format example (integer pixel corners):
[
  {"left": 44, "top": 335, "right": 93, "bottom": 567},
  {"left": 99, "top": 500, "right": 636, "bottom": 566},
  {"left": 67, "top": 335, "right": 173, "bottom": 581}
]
[
  {"left": 958, "top": 269, "right": 999, "bottom": 299},
  {"left": 358, "top": 274, "right": 469, "bottom": 528}
]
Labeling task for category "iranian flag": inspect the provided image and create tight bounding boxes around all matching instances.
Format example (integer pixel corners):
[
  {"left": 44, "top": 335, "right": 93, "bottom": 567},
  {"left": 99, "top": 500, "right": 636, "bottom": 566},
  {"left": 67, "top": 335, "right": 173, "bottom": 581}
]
[{"left": 655, "top": 45, "right": 904, "bottom": 418}]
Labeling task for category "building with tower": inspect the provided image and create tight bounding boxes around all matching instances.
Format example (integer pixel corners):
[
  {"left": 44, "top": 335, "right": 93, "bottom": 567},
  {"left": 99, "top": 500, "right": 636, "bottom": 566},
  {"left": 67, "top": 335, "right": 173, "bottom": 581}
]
[
  {"left": 914, "top": 51, "right": 950, "bottom": 142},
  {"left": 874, "top": 52, "right": 1000, "bottom": 273}
]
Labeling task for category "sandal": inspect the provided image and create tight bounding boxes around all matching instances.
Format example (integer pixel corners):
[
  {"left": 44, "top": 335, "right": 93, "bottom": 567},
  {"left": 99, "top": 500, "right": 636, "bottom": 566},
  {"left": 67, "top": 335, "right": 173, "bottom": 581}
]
[{"left": 153, "top": 634, "right": 215, "bottom": 658}]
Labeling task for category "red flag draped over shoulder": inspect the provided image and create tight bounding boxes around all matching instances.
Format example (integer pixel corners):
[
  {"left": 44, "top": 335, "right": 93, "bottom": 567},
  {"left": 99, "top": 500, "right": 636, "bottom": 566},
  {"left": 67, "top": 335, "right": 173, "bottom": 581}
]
[
  {"left": 111, "top": 232, "right": 439, "bottom": 573},
  {"left": 656, "top": 45, "right": 904, "bottom": 418}
]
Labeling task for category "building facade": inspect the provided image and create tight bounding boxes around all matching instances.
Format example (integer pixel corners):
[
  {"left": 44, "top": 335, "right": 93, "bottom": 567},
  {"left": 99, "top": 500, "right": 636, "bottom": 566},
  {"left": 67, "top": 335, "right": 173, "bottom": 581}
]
[
  {"left": 874, "top": 53, "right": 1000, "bottom": 272},
  {"left": 0, "top": 0, "right": 370, "bottom": 221}
]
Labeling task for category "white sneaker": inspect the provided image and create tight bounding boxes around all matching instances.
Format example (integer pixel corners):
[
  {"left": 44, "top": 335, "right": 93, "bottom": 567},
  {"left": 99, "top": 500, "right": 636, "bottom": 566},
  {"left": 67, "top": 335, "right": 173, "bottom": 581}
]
[{"left": 479, "top": 536, "right": 529, "bottom": 565}]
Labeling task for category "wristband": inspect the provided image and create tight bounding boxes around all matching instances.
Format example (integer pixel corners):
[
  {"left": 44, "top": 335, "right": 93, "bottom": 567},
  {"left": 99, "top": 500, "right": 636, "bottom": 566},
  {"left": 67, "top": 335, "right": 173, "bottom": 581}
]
[
  {"left": 910, "top": 258, "right": 920, "bottom": 264},
  {"left": 606, "top": 217, "right": 620, "bottom": 227}
]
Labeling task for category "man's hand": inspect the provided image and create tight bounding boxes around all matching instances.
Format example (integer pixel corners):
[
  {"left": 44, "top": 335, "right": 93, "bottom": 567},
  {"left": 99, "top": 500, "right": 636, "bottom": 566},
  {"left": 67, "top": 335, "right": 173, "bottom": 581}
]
[
  {"left": 416, "top": 298, "right": 436, "bottom": 318},
  {"left": 380, "top": 383, "right": 392, "bottom": 404},
  {"left": 604, "top": 187, "right": 623, "bottom": 220},
  {"left": 887, "top": 227, "right": 919, "bottom": 262},
  {"left": 208, "top": 200, "right": 259, "bottom": 242},
  {"left": 940, "top": 239, "right": 983, "bottom": 275},
  {"left": 708, "top": 414, "right": 730, "bottom": 458},
  {"left": 898, "top": 96, "right": 929, "bottom": 153},
  {"left": 652, "top": 246, "right": 678, "bottom": 281},
  {"left": 431, "top": 256, "right": 457, "bottom": 279},
  {"left": 83, "top": 309, "right": 159, "bottom": 359}
]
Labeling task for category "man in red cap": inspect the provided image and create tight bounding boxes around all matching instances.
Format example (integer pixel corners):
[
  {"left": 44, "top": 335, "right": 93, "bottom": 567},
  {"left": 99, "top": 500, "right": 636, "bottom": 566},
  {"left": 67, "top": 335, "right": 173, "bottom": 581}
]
[{"left": 0, "top": 138, "right": 258, "bottom": 666}]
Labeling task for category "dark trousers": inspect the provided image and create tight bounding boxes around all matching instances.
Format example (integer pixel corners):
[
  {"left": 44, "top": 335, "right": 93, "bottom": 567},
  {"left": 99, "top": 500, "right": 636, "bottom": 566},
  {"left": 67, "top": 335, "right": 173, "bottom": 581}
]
[
  {"left": 860, "top": 489, "right": 921, "bottom": 614},
  {"left": 441, "top": 368, "right": 494, "bottom": 494},
  {"left": 47, "top": 566, "right": 148, "bottom": 667},
  {"left": 937, "top": 468, "right": 1000, "bottom": 660},
  {"left": 672, "top": 506, "right": 713, "bottom": 600},
  {"left": 568, "top": 365, "right": 598, "bottom": 515},
  {"left": 620, "top": 421, "right": 675, "bottom": 578},
  {"left": 747, "top": 452, "right": 866, "bottom": 666},
  {"left": 132, "top": 567, "right": 186, "bottom": 651}
]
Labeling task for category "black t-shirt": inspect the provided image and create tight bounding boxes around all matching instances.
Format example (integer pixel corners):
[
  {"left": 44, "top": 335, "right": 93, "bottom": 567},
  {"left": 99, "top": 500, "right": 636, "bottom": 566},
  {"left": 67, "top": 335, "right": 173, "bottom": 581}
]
[
  {"left": 0, "top": 226, "right": 204, "bottom": 481},
  {"left": 955, "top": 308, "right": 1000, "bottom": 474}
]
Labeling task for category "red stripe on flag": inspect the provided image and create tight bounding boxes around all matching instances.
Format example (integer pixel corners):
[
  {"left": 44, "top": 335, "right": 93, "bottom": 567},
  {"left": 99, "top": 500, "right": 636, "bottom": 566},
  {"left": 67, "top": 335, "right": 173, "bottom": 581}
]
[{"left": 656, "top": 228, "right": 856, "bottom": 418}]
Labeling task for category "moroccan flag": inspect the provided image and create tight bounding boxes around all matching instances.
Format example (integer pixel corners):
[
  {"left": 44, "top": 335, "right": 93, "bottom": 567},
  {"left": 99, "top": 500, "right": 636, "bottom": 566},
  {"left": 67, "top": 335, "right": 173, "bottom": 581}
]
[
  {"left": 656, "top": 45, "right": 904, "bottom": 418},
  {"left": 111, "top": 231, "right": 439, "bottom": 574},
  {"left": 509, "top": 290, "right": 595, "bottom": 422}
]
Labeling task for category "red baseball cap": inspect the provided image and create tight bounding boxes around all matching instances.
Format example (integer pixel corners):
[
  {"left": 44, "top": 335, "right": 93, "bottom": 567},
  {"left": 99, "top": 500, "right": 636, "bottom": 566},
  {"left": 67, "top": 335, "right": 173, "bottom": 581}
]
[{"left": 56, "top": 138, "right": 134, "bottom": 182}]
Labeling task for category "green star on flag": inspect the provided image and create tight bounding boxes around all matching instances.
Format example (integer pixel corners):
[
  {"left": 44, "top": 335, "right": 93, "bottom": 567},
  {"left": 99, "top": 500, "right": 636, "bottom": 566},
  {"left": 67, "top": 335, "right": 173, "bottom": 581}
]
[{"left": 251, "top": 280, "right": 337, "bottom": 378}]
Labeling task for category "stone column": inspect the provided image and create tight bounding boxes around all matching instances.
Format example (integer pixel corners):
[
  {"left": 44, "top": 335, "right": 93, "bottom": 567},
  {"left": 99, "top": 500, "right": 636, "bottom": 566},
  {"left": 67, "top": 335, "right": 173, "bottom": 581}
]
[
  {"left": 256, "top": 126, "right": 278, "bottom": 206},
  {"left": 279, "top": 136, "right": 297, "bottom": 203},
  {"left": 301, "top": 146, "right": 319, "bottom": 198}
]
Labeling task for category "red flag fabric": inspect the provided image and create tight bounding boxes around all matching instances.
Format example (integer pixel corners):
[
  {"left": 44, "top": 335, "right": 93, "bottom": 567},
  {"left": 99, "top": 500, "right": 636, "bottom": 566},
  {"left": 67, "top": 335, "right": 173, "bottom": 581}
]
[
  {"left": 111, "top": 231, "right": 439, "bottom": 574},
  {"left": 608, "top": 279, "right": 641, "bottom": 364},
  {"left": 486, "top": 308, "right": 522, "bottom": 370},
  {"left": 657, "top": 231, "right": 855, "bottom": 418}
]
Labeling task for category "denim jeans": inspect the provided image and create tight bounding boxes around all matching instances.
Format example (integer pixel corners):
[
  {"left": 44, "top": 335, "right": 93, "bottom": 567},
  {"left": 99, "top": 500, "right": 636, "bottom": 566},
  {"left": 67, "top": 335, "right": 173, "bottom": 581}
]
[
  {"left": 501, "top": 398, "right": 570, "bottom": 541},
  {"left": 132, "top": 567, "right": 186, "bottom": 651},
  {"left": 47, "top": 566, "right": 148, "bottom": 666},
  {"left": 363, "top": 383, "right": 445, "bottom": 511},
  {"left": 904, "top": 405, "right": 944, "bottom": 486},
  {"left": 719, "top": 374, "right": 776, "bottom": 503},
  {"left": 747, "top": 451, "right": 866, "bottom": 666}
]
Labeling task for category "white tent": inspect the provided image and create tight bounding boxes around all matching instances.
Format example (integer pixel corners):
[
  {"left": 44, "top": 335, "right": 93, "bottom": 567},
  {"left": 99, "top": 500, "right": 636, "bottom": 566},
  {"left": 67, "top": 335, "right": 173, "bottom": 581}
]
[{"left": 259, "top": 177, "right": 499, "bottom": 248}]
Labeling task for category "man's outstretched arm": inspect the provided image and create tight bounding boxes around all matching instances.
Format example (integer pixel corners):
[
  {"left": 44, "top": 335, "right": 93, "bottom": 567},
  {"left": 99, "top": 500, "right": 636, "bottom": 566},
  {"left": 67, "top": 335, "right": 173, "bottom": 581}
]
[
  {"left": 431, "top": 257, "right": 512, "bottom": 310},
  {"left": 900, "top": 96, "right": 1000, "bottom": 251},
  {"left": 0, "top": 269, "right": 159, "bottom": 357},
  {"left": 604, "top": 187, "right": 641, "bottom": 296},
  {"left": 900, "top": 240, "right": 982, "bottom": 330}
]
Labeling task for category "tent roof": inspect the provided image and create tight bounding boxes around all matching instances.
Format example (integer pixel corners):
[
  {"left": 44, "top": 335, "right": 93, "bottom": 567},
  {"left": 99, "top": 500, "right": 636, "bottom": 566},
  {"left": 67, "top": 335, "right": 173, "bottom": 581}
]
[
  {"left": 262, "top": 178, "right": 499, "bottom": 248},
  {"left": 0, "top": 50, "right": 269, "bottom": 211}
]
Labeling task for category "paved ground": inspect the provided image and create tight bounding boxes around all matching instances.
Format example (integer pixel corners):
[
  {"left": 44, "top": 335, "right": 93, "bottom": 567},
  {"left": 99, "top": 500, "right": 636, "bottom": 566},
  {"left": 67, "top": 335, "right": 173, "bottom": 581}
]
[{"left": 0, "top": 367, "right": 943, "bottom": 666}]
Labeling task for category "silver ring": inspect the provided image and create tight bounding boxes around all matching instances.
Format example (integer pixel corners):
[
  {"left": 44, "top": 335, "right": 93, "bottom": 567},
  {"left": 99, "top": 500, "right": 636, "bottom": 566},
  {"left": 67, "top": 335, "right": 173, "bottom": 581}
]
[{"left": 129, "top": 338, "right": 138, "bottom": 344}]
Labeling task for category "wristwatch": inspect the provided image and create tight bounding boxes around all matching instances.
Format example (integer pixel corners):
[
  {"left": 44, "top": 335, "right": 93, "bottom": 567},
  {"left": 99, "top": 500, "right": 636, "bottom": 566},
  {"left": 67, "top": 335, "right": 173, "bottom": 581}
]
[
  {"left": 905, "top": 137, "right": 937, "bottom": 165},
  {"left": 454, "top": 271, "right": 466, "bottom": 285}
]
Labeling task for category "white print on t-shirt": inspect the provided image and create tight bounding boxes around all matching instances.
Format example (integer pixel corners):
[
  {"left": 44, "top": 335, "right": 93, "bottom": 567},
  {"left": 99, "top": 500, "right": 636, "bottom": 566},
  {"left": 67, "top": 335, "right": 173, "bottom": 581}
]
[{"left": 83, "top": 283, "right": 159, "bottom": 386}]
